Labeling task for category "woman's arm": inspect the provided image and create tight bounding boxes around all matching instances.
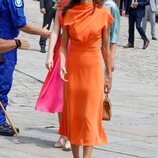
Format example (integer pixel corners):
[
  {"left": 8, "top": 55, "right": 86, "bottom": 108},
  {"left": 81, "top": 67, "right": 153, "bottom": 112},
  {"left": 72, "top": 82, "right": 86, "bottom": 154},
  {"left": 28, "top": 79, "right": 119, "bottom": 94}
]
[
  {"left": 102, "top": 26, "right": 112, "bottom": 93},
  {"left": 60, "top": 28, "right": 69, "bottom": 82},
  {"left": 46, "top": 10, "right": 61, "bottom": 70}
]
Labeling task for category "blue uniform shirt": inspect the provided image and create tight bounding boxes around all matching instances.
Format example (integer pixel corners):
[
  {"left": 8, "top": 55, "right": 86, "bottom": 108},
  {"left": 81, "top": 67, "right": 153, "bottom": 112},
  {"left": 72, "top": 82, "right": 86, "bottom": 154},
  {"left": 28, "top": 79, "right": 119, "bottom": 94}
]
[{"left": 0, "top": 0, "right": 26, "bottom": 64}]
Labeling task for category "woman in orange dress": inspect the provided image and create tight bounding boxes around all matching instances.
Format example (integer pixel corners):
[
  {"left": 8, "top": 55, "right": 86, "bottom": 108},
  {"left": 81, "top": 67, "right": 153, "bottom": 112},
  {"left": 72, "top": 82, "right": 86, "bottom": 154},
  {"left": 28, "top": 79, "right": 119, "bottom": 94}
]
[{"left": 59, "top": 0, "right": 114, "bottom": 157}]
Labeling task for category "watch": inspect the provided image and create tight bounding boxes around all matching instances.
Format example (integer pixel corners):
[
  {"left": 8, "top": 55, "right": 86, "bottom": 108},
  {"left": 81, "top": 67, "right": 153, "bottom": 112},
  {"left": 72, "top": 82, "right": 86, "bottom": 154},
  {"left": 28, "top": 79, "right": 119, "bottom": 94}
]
[{"left": 14, "top": 39, "right": 22, "bottom": 48}]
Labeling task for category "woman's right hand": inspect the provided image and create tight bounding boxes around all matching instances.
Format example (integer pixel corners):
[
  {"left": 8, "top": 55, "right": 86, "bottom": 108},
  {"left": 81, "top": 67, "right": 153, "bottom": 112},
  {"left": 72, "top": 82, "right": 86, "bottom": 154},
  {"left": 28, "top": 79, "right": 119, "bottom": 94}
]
[
  {"left": 104, "top": 78, "right": 112, "bottom": 94},
  {"left": 45, "top": 56, "right": 53, "bottom": 71}
]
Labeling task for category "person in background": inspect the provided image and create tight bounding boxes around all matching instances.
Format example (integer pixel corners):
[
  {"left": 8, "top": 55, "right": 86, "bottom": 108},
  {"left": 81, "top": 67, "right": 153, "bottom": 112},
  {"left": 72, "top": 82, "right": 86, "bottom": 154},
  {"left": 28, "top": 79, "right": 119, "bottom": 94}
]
[
  {"left": 0, "top": 0, "right": 50, "bottom": 137},
  {"left": 142, "top": 0, "right": 158, "bottom": 40},
  {"left": 39, "top": 0, "right": 56, "bottom": 53},
  {"left": 122, "top": 0, "right": 150, "bottom": 49},
  {"left": 103, "top": 0, "right": 120, "bottom": 71},
  {"left": 119, "top": 0, "right": 124, "bottom": 14},
  {"left": 36, "top": 0, "right": 71, "bottom": 151},
  {"left": 0, "top": 38, "right": 29, "bottom": 54}
]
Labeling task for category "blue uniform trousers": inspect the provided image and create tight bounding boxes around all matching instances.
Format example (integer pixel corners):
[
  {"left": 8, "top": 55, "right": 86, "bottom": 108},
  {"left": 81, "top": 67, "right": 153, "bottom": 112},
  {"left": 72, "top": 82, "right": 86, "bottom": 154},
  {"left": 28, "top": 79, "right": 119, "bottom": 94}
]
[
  {"left": 0, "top": 0, "right": 26, "bottom": 127},
  {"left": 0, "top": 62, "right": 15, "bottom": 125},
  {"left": 128, "top": 8, "right": 148, "bottom": 44}
]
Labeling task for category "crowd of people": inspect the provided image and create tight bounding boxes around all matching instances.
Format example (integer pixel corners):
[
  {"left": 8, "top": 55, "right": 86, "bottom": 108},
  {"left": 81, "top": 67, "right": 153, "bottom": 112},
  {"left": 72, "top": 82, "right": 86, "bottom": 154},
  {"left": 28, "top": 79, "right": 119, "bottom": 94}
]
[{"left": 0, "top": 0, "right": 158, "bottom": 158}]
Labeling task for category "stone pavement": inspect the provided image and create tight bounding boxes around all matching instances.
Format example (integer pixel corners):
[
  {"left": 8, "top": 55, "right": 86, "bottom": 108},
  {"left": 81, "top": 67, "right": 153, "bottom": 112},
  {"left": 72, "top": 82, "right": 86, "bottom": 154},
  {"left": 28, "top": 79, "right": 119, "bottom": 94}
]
[{"left": 0, "top": 0, "right": 158, "bottom": 158}]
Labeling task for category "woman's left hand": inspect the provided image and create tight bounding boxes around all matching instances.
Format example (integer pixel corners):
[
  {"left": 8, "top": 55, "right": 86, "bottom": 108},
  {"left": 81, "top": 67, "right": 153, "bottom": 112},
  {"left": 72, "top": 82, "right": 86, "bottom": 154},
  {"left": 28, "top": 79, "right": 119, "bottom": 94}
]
[
  {"left": 60, "top": 66, "right": 68, "bottom": 82},
  {"left": 104, "top": 78, "right": 112, "bottom": 94},
  {"left": 45, "top": 55, "right": 53, "bottom": 71}
]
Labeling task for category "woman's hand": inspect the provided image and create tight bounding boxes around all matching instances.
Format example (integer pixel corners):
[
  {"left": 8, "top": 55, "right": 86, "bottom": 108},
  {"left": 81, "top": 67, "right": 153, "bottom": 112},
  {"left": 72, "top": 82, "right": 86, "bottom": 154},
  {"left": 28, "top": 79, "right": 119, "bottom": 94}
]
[
  {"left": 104, "top": 78, "right": 112, "bottom": 94},
  {"left": 45, "top": 56, "right": 53, "bottom": 71},
  {"left": 60, "top": 66, "right": 68, "bottom": 82}
]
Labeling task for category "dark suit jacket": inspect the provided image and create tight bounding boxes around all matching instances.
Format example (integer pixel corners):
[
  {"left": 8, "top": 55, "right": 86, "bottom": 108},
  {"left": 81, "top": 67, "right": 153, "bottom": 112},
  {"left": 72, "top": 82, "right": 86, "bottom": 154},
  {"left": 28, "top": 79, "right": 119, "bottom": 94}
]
[
  {"left": 124, "top": 0, "right": 150, "bottom": 17},
  {"left": 40, "top": 0, "right": 55, "bottom": 11}
]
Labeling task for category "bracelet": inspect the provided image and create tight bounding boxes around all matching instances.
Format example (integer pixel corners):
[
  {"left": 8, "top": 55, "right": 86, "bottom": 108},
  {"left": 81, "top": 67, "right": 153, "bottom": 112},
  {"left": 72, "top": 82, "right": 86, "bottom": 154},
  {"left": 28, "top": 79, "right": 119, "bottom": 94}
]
[{"left": 15, "top": 39, "right": 22, "bottom": 48}]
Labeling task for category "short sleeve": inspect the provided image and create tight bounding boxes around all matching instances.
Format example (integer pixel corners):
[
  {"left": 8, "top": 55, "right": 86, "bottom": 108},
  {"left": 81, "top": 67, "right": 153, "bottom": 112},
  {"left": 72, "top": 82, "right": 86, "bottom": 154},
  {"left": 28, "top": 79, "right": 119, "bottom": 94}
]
[
  {"left": 63, "top": 9, "right": 74, "bottom": 28},
  {"left": 103, "top": 8, "right": 114, "bottom": 30},
  {"left": 110, "top": 7, "right": 120, "bottom": 44},
  {"left": 8, "top": 0, "right": 26, "bottom": 29}
]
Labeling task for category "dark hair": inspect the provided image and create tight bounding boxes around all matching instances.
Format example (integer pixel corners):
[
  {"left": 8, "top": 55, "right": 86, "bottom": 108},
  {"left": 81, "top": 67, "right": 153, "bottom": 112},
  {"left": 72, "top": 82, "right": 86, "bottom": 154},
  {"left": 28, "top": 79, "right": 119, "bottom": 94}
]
[{"left": 62, "top": 0, "right": 104, "bottom": 16}]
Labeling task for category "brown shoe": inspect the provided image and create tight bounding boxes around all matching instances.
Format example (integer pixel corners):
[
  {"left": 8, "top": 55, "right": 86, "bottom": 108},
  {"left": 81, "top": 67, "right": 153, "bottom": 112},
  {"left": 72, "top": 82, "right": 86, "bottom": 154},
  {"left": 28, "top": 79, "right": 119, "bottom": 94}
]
[
  {"left": 143, "top": 40, "right": 150, "bottom": 49},
  {"left": 123, "top": 43, "right": 134, "bottom": 48}
]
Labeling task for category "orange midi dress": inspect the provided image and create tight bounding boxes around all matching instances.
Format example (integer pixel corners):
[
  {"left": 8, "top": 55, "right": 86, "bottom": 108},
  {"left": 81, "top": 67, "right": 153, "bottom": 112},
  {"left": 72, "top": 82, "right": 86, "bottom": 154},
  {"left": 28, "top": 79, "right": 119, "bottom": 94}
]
[{"left": 59, "top": 3, "right": 114, "bottom": 146}]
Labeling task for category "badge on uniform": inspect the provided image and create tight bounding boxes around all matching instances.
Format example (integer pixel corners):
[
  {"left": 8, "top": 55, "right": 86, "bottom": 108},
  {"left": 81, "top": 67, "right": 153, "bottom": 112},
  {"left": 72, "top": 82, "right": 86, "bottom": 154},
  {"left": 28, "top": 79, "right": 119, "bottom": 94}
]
[{"left": 15, "top": 0, "right": 23, "bottom": 8}]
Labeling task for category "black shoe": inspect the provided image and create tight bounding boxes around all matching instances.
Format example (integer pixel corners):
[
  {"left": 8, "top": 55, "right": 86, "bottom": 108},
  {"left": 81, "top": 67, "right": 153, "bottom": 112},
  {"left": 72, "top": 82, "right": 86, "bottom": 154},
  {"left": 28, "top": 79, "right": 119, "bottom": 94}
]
[
  {"left": 0, "top": 124, "right": 14, "bottom": 136},
  {"left": 143, "top": 39, "right": 150, "bottom": 49},
  {"left": 40, "top": 47, "right": 46, "bottom": 53},
  {"left": 123, "top": 43, "right": 134, "bottom": 48},
  {"left": 152, "top": 37, "right": 157, "bottom": 40},
  {"left": 4, "top": 123, "right": 20, "bottom": 133}
]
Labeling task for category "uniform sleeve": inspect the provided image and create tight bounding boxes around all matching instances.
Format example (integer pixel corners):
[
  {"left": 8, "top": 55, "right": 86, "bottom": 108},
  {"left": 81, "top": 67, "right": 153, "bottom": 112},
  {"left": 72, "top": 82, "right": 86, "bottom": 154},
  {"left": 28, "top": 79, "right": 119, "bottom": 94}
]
[
  {"left": 110, "top": 7, "right": 120, "bottom": 44},
  {"left": 8, "top": 0, "right": 26, "bottom": 29},
  {"left": 103, "top": 8, "right": 114, "bottom": 30}
]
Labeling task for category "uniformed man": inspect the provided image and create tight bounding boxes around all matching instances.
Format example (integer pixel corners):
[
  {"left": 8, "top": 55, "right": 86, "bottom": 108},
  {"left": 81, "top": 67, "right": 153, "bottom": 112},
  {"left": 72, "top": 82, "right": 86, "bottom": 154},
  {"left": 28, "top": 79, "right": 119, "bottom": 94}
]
[
  {"left": 0, "top": 0, "right": 50, "bottom": 136},
  {"left": 0, "top": 38, "right": 29, "bottom": 53}
]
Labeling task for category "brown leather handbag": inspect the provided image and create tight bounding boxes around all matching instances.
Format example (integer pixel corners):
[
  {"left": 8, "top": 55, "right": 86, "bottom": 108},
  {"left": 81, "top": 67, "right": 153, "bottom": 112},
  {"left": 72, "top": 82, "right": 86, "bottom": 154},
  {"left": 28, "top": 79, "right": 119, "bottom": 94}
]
[{"left": 102, "top": 96, "right": 112, "bottom": 121}]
